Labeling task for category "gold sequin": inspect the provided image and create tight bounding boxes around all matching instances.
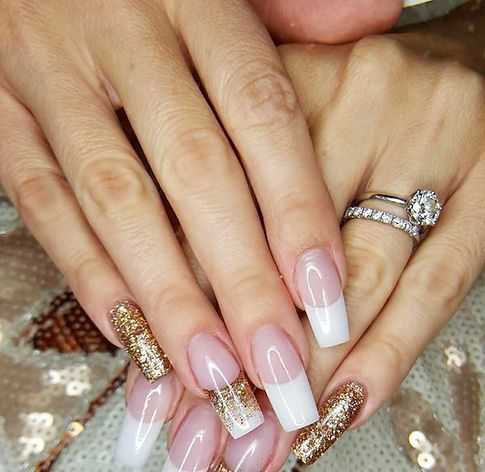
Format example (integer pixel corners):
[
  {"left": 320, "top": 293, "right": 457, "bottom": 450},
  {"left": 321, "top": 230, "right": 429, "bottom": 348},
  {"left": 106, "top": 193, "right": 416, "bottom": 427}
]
[
  {"left": 205, "top": 372, "right": 262, "bottom": 438},
  {"left": 110, "top": 301, "right": 172, "bottom": 382},
  {"left": 292, "top": 381, "right": 365, "bottom": 465}
]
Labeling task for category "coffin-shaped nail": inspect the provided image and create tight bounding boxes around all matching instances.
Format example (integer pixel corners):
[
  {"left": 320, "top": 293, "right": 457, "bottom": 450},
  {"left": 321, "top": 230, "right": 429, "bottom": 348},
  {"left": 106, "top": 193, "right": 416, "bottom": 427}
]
[
  {"left": 162, "top": 404, "right": 221, "bottom": 472},
  {"left": 252, "top": 326, "right": 318, "bottom": 431},
  {"left": 115, "top": 372, "right": 176, "bottom": 468},
  {"left": 110, "top": 300, "right": 172, "bottom": 382},
  {"left": 295, "top": 248, "right": 349, "bottom": 348},
  {"left": 292, "top": 381, "right": 365, "bottom": 464},
  {"left": 216, "top": 410, "right": 279, "bottom": 472},
  {"left": 188, "top": 333, "right": 264, "bottom": 439}
]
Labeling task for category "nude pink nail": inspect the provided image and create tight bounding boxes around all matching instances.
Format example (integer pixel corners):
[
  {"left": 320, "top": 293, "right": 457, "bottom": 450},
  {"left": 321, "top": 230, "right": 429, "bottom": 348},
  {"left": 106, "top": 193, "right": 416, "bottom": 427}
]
[
  {"left": 162, "top": 404, "right": 221, "bottom": 472},
  {"left": 295, "top": 248, "right": 349, "bottom": 347},
  {"left": 252, "top": 326, "right": 318, "bottom": 431},
  {"left": 219, "top": 411, "right": 279, "bottom": 472},
  {"left": 115, "top": 372, "right": 176, "bottom": 468},
  {"left": 188, "top": 333, "right": 263, "bottom": 439}
]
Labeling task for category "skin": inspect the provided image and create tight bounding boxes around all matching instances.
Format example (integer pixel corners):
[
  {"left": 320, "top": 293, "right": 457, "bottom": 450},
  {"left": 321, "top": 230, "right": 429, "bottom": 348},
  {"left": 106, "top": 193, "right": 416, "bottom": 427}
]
[
  {"left": 166, "top": 27, "right": 485, "bottom": 471},
  {"left": 0, "top": 0, "right": 355, "bottom": 396}
]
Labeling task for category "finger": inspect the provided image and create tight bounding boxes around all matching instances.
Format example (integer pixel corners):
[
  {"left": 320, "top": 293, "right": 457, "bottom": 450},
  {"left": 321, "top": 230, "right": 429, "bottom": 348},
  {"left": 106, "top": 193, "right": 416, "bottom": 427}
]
[
  {"left": 173, "top": 0, "right": 349, "bottom": 349},
  {"left": 115, "top": 363, "right": 183, "bottom": 469},
  {"left": 292, "top": 171, "right": 485, "bottom": 465},
  {"left": 163, "top": 391, "right": 226, "bottom": 472},
  {"left": 0, "top": 90, "right": 132, "bottom": 347},
  {"left": 12, "top": 52, "right": 269, "bottom": 437},
  {"left": 94, "top": 8, "right": 318, "bottom": 431},
  {"left": 249, "top": 0, "right": 402, "bottom": 43}
]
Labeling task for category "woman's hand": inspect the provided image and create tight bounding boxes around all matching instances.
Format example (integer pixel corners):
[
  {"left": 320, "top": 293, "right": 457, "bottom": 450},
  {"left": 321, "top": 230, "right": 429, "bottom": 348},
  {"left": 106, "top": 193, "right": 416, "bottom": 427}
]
[
  {"left": 0, "top": 0, "right": 354, "bottom": 449},
  {"left": 169, "top": 33, "right": 484, "bottom": 471}
]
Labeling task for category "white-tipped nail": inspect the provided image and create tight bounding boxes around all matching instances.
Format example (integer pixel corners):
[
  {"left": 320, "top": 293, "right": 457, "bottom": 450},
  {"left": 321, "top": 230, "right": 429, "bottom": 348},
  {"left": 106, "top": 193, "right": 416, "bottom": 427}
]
[
  {"left": 115, "top": 373, "right": 176, "bottom": 468},
  {"left": 296, "top": 249, "right": 349, "bottom": 348},
  {"left": 304, "top": 294, "right": 349, "bottom": 348},
  {"left": 252, "top": 326, "right": 319, "bottom": 432},
  {"left": 263, "top": 370, "right": 319, "bottom": 431}
]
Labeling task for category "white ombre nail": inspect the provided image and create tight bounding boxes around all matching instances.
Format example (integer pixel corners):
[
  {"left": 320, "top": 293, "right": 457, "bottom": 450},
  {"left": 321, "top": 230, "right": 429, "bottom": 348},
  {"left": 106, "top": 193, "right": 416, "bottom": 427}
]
[
  {"left": 115, "top": 372, "right": 176, "bottom": 468},
  {"left": 188, "top": 333, "right": 264, "bottom": 439},
  {"left": 295, "top": 248, "right": 349, "bottom": 348},
  {"left": 252, "top": 326, "right": 318, "bottom": 432}
]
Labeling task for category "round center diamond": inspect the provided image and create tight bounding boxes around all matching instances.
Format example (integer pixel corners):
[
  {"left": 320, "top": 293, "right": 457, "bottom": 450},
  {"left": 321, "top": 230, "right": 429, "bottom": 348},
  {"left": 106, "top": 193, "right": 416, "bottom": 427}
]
[{"left": 406, "top": 190, "right": 441, "bottom": 226}]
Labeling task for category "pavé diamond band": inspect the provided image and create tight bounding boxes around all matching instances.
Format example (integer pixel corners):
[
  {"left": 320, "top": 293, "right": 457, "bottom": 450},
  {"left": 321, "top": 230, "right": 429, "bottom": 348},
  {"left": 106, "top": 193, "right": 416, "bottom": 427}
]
[
  {"left": 343, "top": 206, "right": 421, "bottom": 242},
  {"left": 356, "top": 189, "right": 442, "bottom": 228}
]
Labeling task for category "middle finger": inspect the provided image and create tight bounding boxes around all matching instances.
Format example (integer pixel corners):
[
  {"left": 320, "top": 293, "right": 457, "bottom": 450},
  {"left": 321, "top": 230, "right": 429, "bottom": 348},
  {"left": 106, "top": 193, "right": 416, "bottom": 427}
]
[{"left": 91, "top": 6, "right": 318, "bottom": 432}]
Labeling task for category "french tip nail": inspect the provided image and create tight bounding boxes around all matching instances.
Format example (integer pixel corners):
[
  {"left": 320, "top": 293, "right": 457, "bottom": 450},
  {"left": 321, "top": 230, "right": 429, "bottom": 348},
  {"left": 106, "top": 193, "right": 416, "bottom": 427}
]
[
  {"left": 292, "top": 381, "right": 366, "bottom": 465},
  {"left": 264, "top": 370, "right": 319, "bottom": 432},
  {"left": 114, "top": 373, "right": 175, "bottom": 468},
  {"left": 304, "top": 295, "right": 350, "bottom": 348},
  {"left": 114, "top": 410, "right": 163, "bottom": 468}
]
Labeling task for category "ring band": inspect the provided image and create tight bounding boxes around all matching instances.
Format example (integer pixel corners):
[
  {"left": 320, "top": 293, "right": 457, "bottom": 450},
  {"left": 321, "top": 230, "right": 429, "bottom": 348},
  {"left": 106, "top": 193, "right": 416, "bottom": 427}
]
[
  {"left": 343, "top": 206, "right": 420, "bottom": 242},
  {"left": 356, "top": 189, "right": 442, "bottom": 228}
]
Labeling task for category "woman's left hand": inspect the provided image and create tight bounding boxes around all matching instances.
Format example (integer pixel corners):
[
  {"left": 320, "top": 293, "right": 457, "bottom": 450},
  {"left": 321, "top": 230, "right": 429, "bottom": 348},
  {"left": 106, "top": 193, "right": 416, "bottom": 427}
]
[{"left": 174, "top": 33, "right": 485, "bottom": 471}]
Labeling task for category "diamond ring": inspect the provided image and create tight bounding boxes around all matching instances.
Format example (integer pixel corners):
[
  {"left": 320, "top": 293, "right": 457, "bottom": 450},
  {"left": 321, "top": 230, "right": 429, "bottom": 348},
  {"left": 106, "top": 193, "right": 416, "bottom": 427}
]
[{"left": 356, "top": 189, "right": 442, "bottom": 228}]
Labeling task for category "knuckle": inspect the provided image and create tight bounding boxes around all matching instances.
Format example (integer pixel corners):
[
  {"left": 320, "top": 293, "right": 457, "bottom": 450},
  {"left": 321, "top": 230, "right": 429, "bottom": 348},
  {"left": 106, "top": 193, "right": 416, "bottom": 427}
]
[
  {"left": 403, "top": 258, "right": 468, "bottom": 311},
  {"left": 374, "top": 335, "right": 408, "bottom": 378},
  {"left": 14, "top": 171, "right": 70, "bottom": 225},
  {"left": 227, "top": 268, "right": 282, "bottom": 308},
  {"left": 231, "top": 69, "right": 299, "bottom": 130},
  {"left": 347, "top": 36, "right": 408, "bottom": 87},
  {"left": 160, "top": 127, "right": 233, "bottom": 194},
  {"left": 79, "top": 160, "right": 154, "bottom": 215},
  {"left": 272, "top": 192, "right": 319, "bottom": 244},
  {"left": 345, "top": 236, "right": 390, "bottom": 302}
]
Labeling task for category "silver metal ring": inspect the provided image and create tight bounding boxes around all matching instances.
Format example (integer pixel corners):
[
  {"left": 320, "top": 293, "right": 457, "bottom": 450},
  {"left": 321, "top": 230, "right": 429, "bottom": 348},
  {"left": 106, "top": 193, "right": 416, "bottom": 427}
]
[
  {"left": 356, "top": 189, "right": 442, "bottom": 228},
  {"left": 343, "top": 206, "right": 421, "bottom": 243}
]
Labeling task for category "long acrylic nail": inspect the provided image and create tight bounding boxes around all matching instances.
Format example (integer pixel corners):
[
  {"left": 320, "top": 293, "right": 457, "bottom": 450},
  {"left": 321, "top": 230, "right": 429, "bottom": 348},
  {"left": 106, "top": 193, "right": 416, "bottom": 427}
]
[
  {"left": 162, "top": 404, "right": 221, "bottom": 472},
  {"left": 188, "top": 333, "right": 264, "bottom": 439},
  {"left": 295, "top": 248, "right": 349, "bottom": 348},
  {"left": 292, "top": 381, "right": 365, "bottom": 465},
  {"left": 252, "top": 326, "right": 318, "bottom": 431},
  {"left": 110, "top": 300, "right": 172, "bottom": 382},
  {"left": 216, "top": 411, "right": 279, "bottom": 472},
  {"left": 115, "top": 372, "right": 176, "bottom": 468}
]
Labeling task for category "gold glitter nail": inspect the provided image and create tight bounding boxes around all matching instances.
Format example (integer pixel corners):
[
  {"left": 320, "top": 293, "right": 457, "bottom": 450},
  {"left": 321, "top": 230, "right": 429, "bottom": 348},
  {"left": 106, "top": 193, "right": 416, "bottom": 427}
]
[
  {"left": 205, "top": 372, "right": 263, "bottom": 439},
  {"left": 110, "top": 301, "right": 172, "bottom": 382},
  {"left": 292, "top": 381, "right": 365, "bottom": 465},
  {"left": 214, "top": 463, "right": 231, "bottom": 472}
]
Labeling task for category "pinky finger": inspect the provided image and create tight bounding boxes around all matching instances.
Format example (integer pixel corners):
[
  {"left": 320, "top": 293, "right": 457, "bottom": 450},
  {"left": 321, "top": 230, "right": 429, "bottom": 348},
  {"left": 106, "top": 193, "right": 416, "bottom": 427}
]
[
  {"left": 292, "top": 172, "right": 485, "bottom": 465},
  {"left": 0, "top": 92, "right": 132, "bottom": 346}
]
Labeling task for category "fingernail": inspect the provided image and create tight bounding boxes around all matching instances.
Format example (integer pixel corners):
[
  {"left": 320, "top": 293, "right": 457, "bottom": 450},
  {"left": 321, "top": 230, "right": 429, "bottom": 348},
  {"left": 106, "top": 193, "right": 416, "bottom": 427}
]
[
  {"left": 162, "top": 404, "right": 221, "bottom": 472},
  {"left": 295, "top": 248, "right": 349, "bottom": 348},
  {"left": 110, "top": 300, "right": 172, "bottom": 382},
  {"left": 216, "top": 411, "right": 279, "bottom": 472},
  {"left": 188, "top": 333, "right": 264, "bottom": 439},
  {"left": 292, "top": 381, "right": 365, "bottom": 465},
  {"left": 252, "top": 326, "right": 318, "bottom": 431},
  {"left": 115, "top": 372, "right": 176, "bottom": 468}
]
